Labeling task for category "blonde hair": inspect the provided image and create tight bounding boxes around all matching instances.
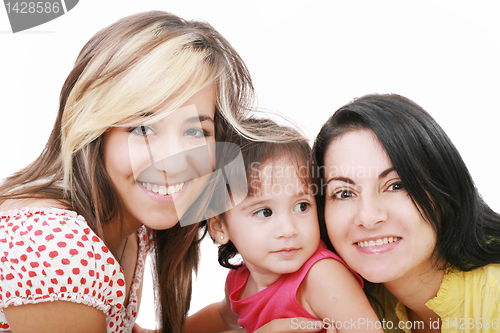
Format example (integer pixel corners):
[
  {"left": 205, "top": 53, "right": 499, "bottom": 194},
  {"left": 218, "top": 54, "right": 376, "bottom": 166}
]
[
  {"left": 0, "top": 11, "right": 267, "bottom": 332},
  {"left": 60, "top": 12, "right": 258, "bottom": 191}
]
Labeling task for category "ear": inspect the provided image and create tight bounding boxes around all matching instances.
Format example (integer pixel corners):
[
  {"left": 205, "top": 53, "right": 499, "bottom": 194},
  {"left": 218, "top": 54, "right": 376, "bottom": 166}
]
[{"left": 207, "top": 214, "right": 229, "bottom": 245}]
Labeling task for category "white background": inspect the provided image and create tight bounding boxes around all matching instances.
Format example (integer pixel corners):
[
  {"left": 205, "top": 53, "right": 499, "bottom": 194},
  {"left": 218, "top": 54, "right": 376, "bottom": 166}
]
[{"left": 1, "top": 1, "right": 499, "bottom": 329}]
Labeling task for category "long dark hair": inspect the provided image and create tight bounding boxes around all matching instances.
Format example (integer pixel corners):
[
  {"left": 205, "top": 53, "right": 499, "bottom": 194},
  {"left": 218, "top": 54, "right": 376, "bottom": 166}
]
[{"left": 313, "top": 93, "right": 500, "bottom": 273}]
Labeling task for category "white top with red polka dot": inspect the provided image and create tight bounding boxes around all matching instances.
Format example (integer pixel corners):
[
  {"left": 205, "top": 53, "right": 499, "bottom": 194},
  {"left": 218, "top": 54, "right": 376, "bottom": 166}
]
[{"left": 0, "top": 207, "right": 149, "bottom": 333}]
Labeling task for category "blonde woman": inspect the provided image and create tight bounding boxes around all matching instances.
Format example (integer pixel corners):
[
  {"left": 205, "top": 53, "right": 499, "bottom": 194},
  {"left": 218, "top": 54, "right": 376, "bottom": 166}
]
[
  {"left": 0, "top": 11, "right": 282, "bottom": 333},
  {"left": 0, "top": 11, "right": 326, "bottom": 333}
]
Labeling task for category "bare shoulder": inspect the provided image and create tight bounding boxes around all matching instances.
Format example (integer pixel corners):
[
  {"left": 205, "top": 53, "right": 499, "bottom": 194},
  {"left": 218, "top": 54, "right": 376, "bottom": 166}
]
[
  {"left": 300, "top": 258, "right": 383, "bottom": 332},
  {"left": 306, "top": 257, "right": 358, "bottom": 285},
  {"left": 0, "top": 198, "right": 67, "bottom": 212},
  {"left": 297, "top": 258, "right": 356, "bottom": 316},
  {"left": 302, "top": 257, "right": 364, "bottom": 306},
  {"left": 3, "top": 301, "right": 107, "bottom": 333}
]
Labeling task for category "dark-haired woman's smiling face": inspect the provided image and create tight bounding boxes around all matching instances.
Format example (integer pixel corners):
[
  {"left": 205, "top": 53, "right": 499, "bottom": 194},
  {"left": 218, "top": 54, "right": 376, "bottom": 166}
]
[{"left": 323, "top": 129, "right": 436, "bottom": 284}]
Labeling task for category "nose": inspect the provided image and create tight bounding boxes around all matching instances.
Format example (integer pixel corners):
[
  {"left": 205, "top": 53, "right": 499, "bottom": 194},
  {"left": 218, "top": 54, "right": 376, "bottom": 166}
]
[
  {"left": 153, "top": 152, "right": 188, "bottom": 175},
  {"left": 151, "top": 138, "right": 189, "bottom": 175},
  {"left": 274, "top": 212, "right": 299, "bottom": 239},
  {"left": 354, "top": 191, "right": 387, "bottom": 229}
]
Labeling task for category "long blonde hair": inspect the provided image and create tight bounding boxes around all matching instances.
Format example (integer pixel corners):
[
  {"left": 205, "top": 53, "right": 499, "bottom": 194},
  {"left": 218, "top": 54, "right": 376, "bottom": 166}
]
[{"left": 0, "top": 11, "right": 262, "bottom": 332}]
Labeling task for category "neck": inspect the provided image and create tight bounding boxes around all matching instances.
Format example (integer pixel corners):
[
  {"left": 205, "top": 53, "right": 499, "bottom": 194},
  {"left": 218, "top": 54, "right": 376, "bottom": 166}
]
[
  {"left": 243, "top": 263, "right": 283, "bottom": 297},
  {"left": 102, "top": 210, "right": 142, "bottom": 261},
  {"left": 384, "top": 266, "right": 445, "bottom": 329}
]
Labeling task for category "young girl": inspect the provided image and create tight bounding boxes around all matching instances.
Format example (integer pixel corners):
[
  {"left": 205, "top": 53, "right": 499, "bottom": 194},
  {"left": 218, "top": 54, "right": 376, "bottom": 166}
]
[{"left": 183, "top": 119, "right": 383, "bottom": 333}]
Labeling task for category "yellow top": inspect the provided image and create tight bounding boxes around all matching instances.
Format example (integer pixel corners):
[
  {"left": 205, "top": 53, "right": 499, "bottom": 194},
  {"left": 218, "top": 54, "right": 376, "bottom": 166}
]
[{"left": 392, "top": 265, "right": 500, "bottom": 332}]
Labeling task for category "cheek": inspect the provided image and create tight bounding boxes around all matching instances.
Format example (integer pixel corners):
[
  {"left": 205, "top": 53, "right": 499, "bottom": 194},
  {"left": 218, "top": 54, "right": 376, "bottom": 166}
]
[
  {"left": 398, "top": 200, "right": 437, "bottom": 241},
  {"left": 326, "top": 221, "right": 342, "bottom": 248},
  {"left": 324, "top": 203, "right": 347, "bottom": 237},
  {"left": 416, "top": 222, "right": 437, "bottom": 253},
  {"left": 125, "top": 138, "right": 156, "bottom": 180},
  {"left": 226, "top": 224, "right": 256, "bottom": 251},
  {"left": 299, "top": 220, "right": 320, "bottom": 242},
  {"left": 302, "top": 210, "right": 320, "bottom": 232},
  {"left": 184, "top": 173, "right": 212, "bottom": 207},
  {"left": 104, "top": 137, "right": 134, "bottom": 182}
]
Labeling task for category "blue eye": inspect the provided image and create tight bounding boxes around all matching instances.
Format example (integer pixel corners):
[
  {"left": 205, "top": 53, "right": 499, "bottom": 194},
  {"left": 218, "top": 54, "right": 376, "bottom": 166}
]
[
  {"left": 293, "top": 202, "right": 309, "bottom": 212},
  {"left": 184, "top": 128, "right": 207, "bottom": 138},
  {"left": 129, "top": 126, "right": 155, "bottom": 136},
  {"left": 254, "top": 208, "right": 272, "bottom": 218}
]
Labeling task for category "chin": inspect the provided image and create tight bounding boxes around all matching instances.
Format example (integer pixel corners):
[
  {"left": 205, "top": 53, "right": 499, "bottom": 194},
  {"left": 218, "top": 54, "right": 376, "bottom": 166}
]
[
  {"left": 354, "top": 264, "right": 399, "bottom": 284},
  {"left": 142, "top": 210, "right": 181, "bottom": 230},
  {"left": 274, "top": 262, "right": 304, "bottom": 275}
]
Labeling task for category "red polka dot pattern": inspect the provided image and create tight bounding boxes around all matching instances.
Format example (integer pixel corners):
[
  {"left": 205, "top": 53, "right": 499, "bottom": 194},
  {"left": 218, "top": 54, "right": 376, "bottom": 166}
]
[{"left": 0, "top": 208, "right": 149, "bottom": 332}]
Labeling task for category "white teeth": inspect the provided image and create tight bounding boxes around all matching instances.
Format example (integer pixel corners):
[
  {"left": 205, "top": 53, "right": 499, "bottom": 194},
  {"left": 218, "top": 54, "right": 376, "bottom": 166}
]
[
  {"left": 138, "top": 181, "right": 185, "bottom": 196},
  {"left": 357, "top": 237, "right": 400, "bottom": 248},
  {"left": 158, "top": 186, "right": 167, "bottom": 195}
]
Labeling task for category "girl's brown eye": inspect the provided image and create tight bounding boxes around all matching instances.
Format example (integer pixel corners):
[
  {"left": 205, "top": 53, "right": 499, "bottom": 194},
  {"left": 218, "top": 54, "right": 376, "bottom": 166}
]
[
  {"left": 293, "top": 202, "right": 309, "bottom": 212},
  {"left": 254, "top": 208, "right": 272, "bottom": 218}
]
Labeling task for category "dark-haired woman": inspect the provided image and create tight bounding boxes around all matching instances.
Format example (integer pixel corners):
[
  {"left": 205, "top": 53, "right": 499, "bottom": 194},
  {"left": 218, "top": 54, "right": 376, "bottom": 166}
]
[{"left": 312, "top": 94, "right": 500, "bottom": 332}]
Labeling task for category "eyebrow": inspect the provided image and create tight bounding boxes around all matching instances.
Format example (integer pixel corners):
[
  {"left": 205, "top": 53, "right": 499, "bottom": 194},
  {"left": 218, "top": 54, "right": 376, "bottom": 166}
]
[
  {"left": 379, "top": 167, "right": 396, "bottom": 179},
  {"left": 186, "top": 115, "right": 214, "bottom": 124},
  {"left": 238, "top": 188, "right": 313, "bottom": 211},
  {"left": 132, "top": 113, "right": 214, "bottom": 123},
  {"left": 325, "top": 176, "right": 354, "bottom": 185},
  {"left": 239, "top": 198, "right": 269, "bottom": 212},
  {"left": 325, "top": 167, "right": 397, "bottom": 185}
]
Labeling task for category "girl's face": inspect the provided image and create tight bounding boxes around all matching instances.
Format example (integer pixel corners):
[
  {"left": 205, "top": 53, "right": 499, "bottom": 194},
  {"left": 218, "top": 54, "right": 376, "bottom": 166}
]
[
  {"left": 222, "top": 159, "right": 320, "bottom": 285},
  {"left": 323, "top": 129, "right": 437, "bottom": 284},
  {"left": 104, "top": 85, "right": 216, "bottom": 230}
]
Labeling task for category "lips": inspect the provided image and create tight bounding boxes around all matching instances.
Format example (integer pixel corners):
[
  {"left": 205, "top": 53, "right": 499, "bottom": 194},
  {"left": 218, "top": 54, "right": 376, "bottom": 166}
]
[
  {"left": 138, "top": 181, "right": 184, "bottom": 196},
  {"left": 273, "top": 248, "right": 299, "bottom": 257},
  {"left": 356, "top": 237, "right": 400, "bottom": 248}
]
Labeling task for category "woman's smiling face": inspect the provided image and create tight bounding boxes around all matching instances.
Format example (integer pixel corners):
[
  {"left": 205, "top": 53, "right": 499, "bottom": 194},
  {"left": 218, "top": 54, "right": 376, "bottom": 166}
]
[
  {"left": 323, "top": 129, "right": 437, "bottom": 284},
  {"left": 104, "top": 85, "right": 216, "bottom": 230}
]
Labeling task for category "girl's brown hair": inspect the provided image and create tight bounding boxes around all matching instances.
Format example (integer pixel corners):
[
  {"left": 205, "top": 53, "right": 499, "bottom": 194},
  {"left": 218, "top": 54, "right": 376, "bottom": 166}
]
[
  {"left": 0, "top": 11, "right": 262, "bottom": 332},
  {"left": 208, "top": 118, "right": 314, "bottom": 269}
]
